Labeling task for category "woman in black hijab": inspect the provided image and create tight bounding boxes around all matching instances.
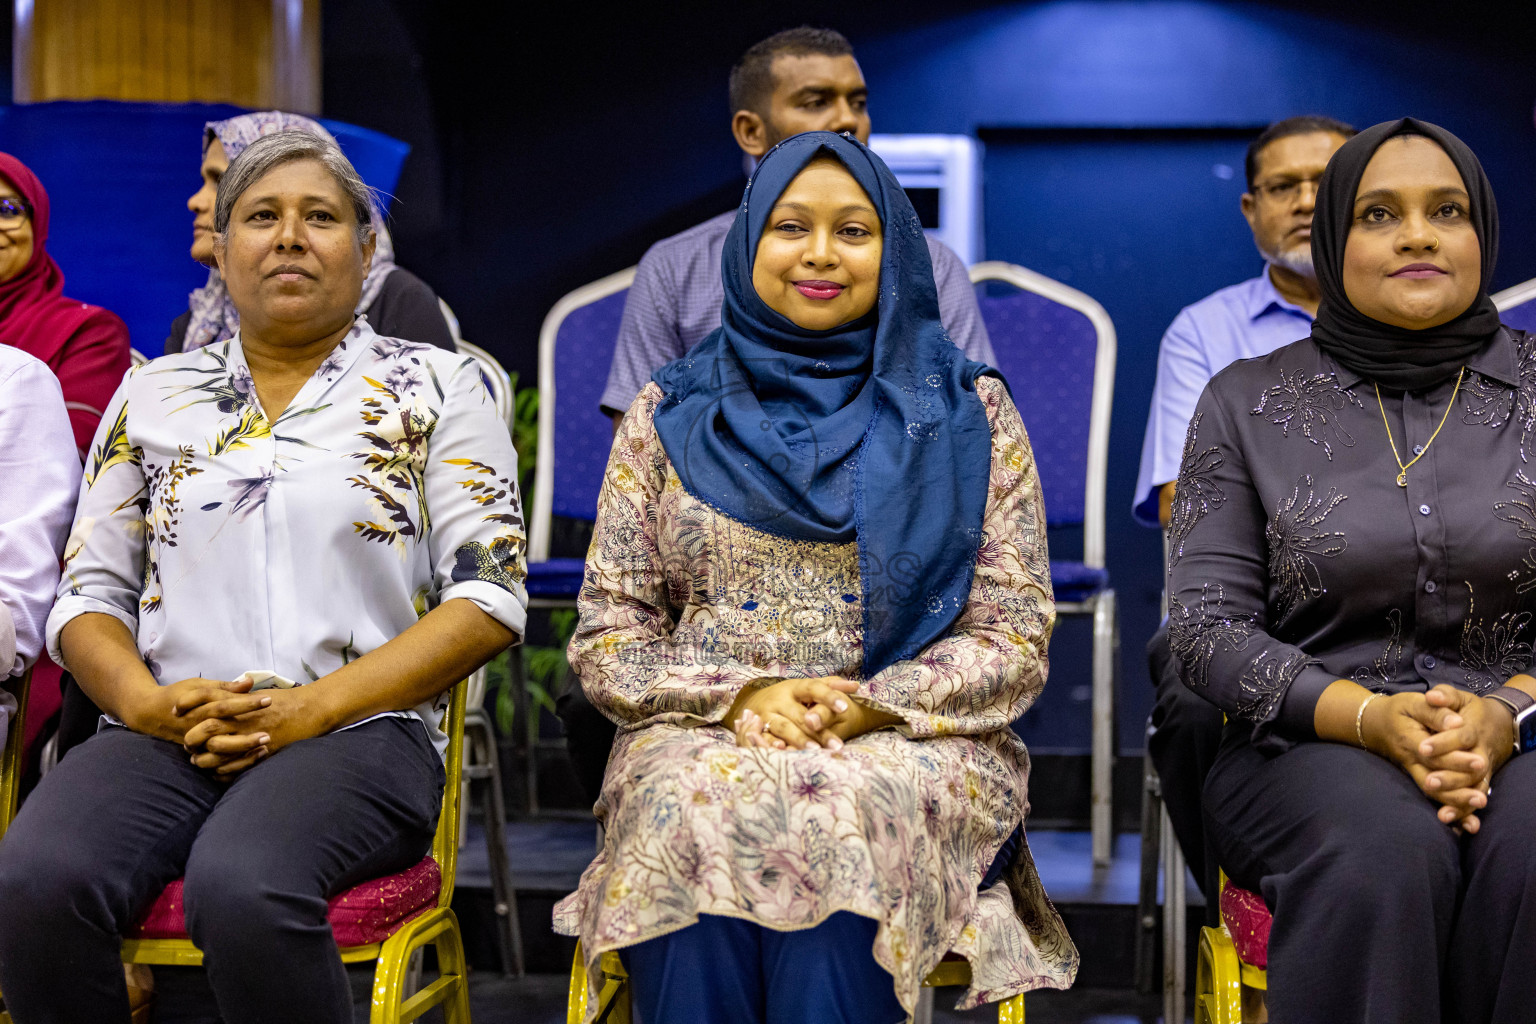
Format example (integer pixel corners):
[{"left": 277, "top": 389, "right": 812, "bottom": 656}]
[{"left": 1169, "top": 118, "right": 1536, "bottom": 1023}]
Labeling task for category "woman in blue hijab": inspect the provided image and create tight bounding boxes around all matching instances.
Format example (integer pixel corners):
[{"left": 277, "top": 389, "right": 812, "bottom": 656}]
[{"left": 554, "top": 132, "right": 1076, "bottom": 1023}]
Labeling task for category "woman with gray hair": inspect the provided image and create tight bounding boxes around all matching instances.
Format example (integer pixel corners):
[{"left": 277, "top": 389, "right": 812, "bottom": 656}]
[
  {"left": 0, "top": 130, "right": 527, "bottom": 1023},
  {"left": 171, "top": 109, "right": 455, "bottom": 354}
]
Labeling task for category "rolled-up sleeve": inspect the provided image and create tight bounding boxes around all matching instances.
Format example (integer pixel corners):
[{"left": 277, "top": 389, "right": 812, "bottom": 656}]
[
  {"left": 426, "top": 358, "right": 529, "bottom": 638},
  {"left": 1166, "top": 382, "right": 1329, "bottom": 749},
  {"left": 46, "top": 374, "right": 145, "bottom": 670},
  {"left": 1, "top": 358, "right": 80, "bottom": 676}
]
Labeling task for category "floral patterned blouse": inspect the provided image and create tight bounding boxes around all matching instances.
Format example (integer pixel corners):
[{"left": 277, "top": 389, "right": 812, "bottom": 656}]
[
  {"left": 1169, "top": 329, "right": 1536, "bottom": 752},
  {"left": 553, "top": 376, "right": 1077, "bottom": 1018},
  {"left": 45, "top": 318, "right": 527, "bottom": 758}
]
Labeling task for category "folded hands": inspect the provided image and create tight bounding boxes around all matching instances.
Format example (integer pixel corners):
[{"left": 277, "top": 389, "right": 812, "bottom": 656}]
[
  {"left": 1362, "top": 683, "right": 1516, "bottom": 833},
  {"left": 723, "top": 676, "right": 901, "bottom": 752}
]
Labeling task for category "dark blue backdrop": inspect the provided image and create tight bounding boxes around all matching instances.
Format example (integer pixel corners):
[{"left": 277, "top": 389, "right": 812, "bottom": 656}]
[
  {"left": 847, "top": 2, "right": 1536, "bottom": 751},
  {"left": 7, "top": 1, "right": 1536, "bottom": 756},
  {"left": 0, "top": 101, "right": 411, "bottom": 358}
]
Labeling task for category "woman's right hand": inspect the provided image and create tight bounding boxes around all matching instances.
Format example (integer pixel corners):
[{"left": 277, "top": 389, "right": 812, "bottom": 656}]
[
  {"left": 1361, "top": 691, "right": 1490, "bottom": 829},
  {"left": 725, "top": 676, "right": 861, "bottom": 750},
  {"left": 121, "top": 677, "right": 272, "bottom": 747}
]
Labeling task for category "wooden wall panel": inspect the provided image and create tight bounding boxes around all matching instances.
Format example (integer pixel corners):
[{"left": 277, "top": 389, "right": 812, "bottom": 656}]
[{"left": 12, "top": 0, "right": 320, "bottom": 112}]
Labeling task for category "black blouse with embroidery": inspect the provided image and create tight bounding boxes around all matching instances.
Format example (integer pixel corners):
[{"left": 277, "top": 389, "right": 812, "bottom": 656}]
[{"left": 1169, "top": 328, "right": 1536, "bottom": 751}]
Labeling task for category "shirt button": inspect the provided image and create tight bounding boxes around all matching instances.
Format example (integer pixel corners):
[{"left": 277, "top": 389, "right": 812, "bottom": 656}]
[
  {"left": 1425, "top": 580, "right": 1438, "bottom": 593},
  {"left": 1413, "top": 445, "right": 1425, "bottom": 455},
  {"left": 1419, "top": 504, "right": 1432, "bottom": 515},
  {"left": 1424, "top": 655, "right": 1438, "bottom": 669}
]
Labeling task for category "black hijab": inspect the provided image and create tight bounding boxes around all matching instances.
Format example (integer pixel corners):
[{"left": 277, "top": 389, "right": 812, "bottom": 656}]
[{"left": 1310, "top": 117, "right": 1501, "bottom": 392}]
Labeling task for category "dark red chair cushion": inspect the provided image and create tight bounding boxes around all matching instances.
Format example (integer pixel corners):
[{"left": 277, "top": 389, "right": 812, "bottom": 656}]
[
  {"left": 1218, "top": 881, "right": 1271, "bottom": 970},
  {"left": 128, "top": 856, "right": 441, "bottom": 948}
]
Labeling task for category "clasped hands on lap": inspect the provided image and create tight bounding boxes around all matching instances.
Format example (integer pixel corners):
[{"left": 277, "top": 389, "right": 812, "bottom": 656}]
[
  {"left": 110, "top": 673, "right": 334, "bottom": 776},
  {"left": 723, "top": 676, "right": 901, "bottom": 751},
  {"left": 1320, "top": 677, "right": 1527, "bottom": 833},
  {"left": 131, "top": 676, "right": 317, "bottom": 775}
]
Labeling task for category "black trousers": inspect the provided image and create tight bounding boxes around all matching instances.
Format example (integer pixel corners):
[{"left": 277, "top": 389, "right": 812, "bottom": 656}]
[
  {"left": 1147, "top": 623, "right": 1224, "bottom": 906},
  {"left": 1205, "top": 722, "right": 1536, "bottom": 1024},
  {"left": 0, "top": 717, "right": 443, "bottom": 1024},
  {"left": 555, "top": 667, "right": 617, "bottom": 807}
]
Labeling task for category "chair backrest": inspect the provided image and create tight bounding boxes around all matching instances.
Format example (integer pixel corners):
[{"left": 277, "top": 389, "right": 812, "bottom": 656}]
[
  {"left": 433, "top": 676, "right": 467, "bottom": 908},
  {"left": 968, "top": 261, "right": 1117, "bottom": 568},
  {"left": 437, "top": 298, "right": 514, "bottom": 431},
  {"left": 530, "top": 267, "right": 637, "bottom": 562},
  {"left": 1493, "top": 276, "right": 1536, "bottom": 335},
  {"left": 0, "top": 671, "right": 32, "bottom": 843}
]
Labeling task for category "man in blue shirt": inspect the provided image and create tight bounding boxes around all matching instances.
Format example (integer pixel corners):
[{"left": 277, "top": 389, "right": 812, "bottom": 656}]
[
  {"left": 1136, "top": 116, "right": 1354, "bottom": 904},
  {"left": 598, "top": 25, "right": 993, "bottom": 426}
]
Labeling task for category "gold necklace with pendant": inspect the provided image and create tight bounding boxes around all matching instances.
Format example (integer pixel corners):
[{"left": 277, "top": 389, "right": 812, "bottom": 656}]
[{"left": 1374, "top": 366, "right": 1465, "bottom": 488}]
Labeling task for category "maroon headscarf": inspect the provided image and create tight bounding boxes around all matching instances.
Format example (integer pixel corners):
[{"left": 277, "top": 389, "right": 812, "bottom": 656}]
[{"left": 0, "top": 151, "right": 99, "bottom": 364}]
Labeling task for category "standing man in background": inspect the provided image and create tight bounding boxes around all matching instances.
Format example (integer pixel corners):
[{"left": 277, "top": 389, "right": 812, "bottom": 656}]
[
  {"left": 1134, "top": 115, "right": 1354, "bottom": 905},
  {"left": 598, "top": 24, "right": 994, "bottom": 428}
]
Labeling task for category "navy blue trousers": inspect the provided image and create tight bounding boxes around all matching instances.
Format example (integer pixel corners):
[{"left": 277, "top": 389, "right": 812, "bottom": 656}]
[
  {"left": 0, "top": 717, "right": 442, "bottom": 1024},
  {"left": 619, "top": 912, "right": 907, "bottom": 1024}
]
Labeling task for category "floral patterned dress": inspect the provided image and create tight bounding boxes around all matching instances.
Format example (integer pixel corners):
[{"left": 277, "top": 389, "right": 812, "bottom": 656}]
[
  {"left": 553, "top": 376, "right": 1077, "bottom": 1017},
  {"left": 46, "top": 318, "right": 527, "bottom": 757}
]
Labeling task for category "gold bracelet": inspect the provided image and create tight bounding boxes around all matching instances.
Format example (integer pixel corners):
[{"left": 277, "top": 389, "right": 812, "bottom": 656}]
[{"left": 1355, "top": 692, "right": 1384, "bottom": 749}]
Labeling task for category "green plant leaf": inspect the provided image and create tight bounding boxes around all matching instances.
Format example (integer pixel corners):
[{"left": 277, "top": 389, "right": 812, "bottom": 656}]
[{"left": 496, "top": 682, "right": 516, "bottom": 736}]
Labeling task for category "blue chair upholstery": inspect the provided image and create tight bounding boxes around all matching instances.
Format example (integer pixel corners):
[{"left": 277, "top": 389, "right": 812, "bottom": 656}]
[
  {"left": 1048, "top": 561, "right": 1111, "bottom": 604},
  {"left": 550, "top": 291, "right": 631, "bottom": 522},
  {"left": 1494, "top": 276, "right": 1536, "bottom": 334},
  {"left": 525, "top": 557, "right": 587, "bottom": 600},
  {"left": 971, "top": 261, "right": 1120, "bottom": 867},
  {"left": 525, "top": 268, "right": 636, "bottom": 601},
  {"left": 0, "top": 100, "right": 410, "bottom": 358},
  {"left": 515, "top": 269, "right": 634, "bottom": 813}
]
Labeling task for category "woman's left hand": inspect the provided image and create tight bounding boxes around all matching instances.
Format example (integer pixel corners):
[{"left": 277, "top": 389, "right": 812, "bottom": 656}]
[
  {"left": 182, "top": 687, "right": 325, "bottom": 775},
  {"left": 1417, "top": 684, "right": 1516, "bottom": 826},
  {"left": 730, "top": 679, "right": 900, "bottom": 751}
]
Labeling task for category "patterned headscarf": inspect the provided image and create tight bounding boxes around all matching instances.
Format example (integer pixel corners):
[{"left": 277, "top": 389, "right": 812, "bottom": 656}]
[
  {"left": 182, "top": 111, "right": 398, "bottom": 352},
  {"left": 652, "top": 132, "right": 997, "bottom": 677}
]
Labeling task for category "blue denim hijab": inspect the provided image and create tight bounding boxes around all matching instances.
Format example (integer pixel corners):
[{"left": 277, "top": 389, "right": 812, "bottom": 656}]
[{"left": 652, "top": 131, "right": 995, "bottom": 677}]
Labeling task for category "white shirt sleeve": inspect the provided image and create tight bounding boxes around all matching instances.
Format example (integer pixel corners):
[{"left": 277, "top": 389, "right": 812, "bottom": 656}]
[
  {"left": 427, "top": 358, "right": 530, "bottom": 639},
  {"left": 0, "top": 353, "right": 81, "bottom": 676},
  {"left": 45, "top": 373, "right": 144, "bottom": 670}
]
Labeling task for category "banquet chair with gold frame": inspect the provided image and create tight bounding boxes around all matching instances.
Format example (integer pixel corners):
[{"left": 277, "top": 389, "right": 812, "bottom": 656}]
[
  {"left": 119, "top": 678, "right": 473, "bottom": 1024},
  {"left": 564, "top": 941, "right": 1027, "bottom": 1023},
  {"left": 1195, "top": 869, "right": 1270, "bottom": 1024}
]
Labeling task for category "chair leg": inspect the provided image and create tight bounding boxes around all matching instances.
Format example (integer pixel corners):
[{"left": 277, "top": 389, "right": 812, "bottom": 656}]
[
  {"left": 996, "top": 992, "right": 1025, "bottom": 1024},
  {"left": 434, "top": 913, "right": 473, "bottom": 1024},
  {"left": 1163, "top": 804, "right": 1188, "bottom": 1024},
  {"left": 1090, "top": 589, "right": 1118, "bottom": 867},
  {"left": 1195, "top": 925, "right": 1242, "bottom": 1024},
  {"left": 369, "top": 910, "right": 469, "bottom": 1024},
  {"left": 914, "top": 985, "right": 935, "bottom": 1024},
  {"left": 1134, "top": 745, "right": 1162, "bottom": 995},
  {"left": 508, "top": 646, "right": 540, "bottom": 814},
  {"left": 467, "top": 709, "right": 526, "bottom": 977}
]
